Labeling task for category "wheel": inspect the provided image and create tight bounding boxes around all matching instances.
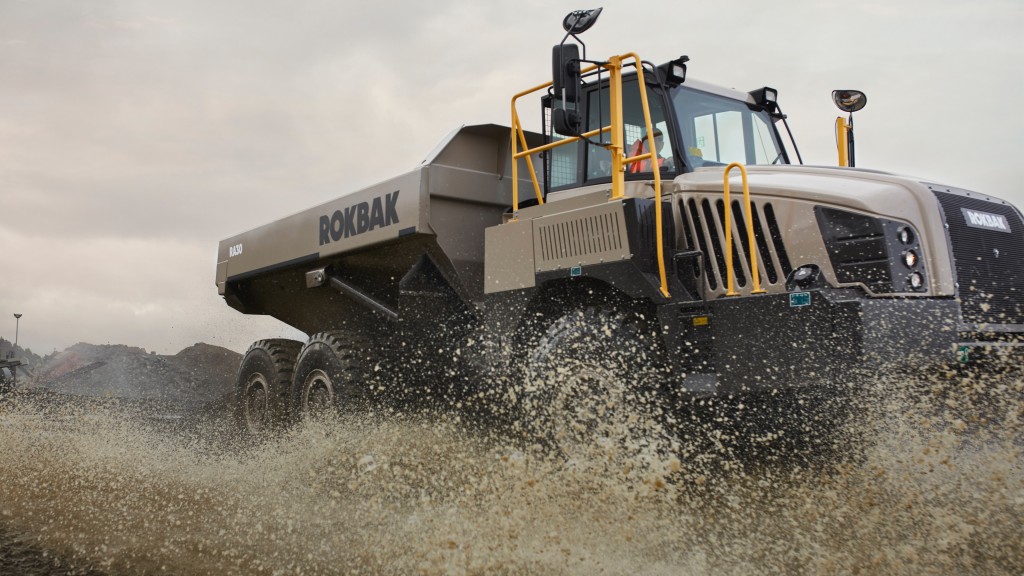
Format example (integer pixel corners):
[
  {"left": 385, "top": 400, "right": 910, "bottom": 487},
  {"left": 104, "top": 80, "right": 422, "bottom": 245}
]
[
  {"left": 235, "top": 339, "right": 302, "bottom": 436},
  {"left": 520, "top": 307, "right": 668, "bottom": 457},
  {"left": 292, "top": 332, "right": 370, "bottom": 420}
]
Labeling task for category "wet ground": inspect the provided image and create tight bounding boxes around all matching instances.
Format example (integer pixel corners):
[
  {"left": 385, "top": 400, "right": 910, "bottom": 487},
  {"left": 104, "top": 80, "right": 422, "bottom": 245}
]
[{"left": 1, "top": 365, "right": 1022, "bottom": 575}]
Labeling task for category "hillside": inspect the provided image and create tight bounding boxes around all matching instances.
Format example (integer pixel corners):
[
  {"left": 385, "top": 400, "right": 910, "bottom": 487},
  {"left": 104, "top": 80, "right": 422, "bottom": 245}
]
[{"left": 30, "top": 342, "right": 241, "bottom": 407}]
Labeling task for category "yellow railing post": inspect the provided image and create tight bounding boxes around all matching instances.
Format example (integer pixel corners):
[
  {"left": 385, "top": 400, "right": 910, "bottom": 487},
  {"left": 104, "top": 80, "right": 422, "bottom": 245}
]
[
  {"left": 626, "top": 53, "right": 669, "bottom": 299},
  {"left": 723, "top": 163, "right": 765, "bottom": 296},
  {"left": 607, "top": 56, "right": 625, "bottom": 200},
  {"left": 836, "top": 116, "right": 849, "bottom": 167}
]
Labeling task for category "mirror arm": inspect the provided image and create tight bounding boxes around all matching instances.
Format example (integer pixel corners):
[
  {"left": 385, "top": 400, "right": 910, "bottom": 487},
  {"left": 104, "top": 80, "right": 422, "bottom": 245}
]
[{"left": 779, "top": 107, "right": 803, "bottom": 165}]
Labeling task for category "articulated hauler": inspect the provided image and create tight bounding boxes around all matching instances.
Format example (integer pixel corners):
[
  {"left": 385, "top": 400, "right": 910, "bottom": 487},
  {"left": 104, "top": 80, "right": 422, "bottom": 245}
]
[{"left": 216, "top": 10, "right": 1024, "bottom": 441}]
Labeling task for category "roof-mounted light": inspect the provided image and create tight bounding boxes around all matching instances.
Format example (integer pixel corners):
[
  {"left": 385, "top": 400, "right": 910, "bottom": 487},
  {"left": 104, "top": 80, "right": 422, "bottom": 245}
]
[
  {"left": 657, "top": 55, "right": 689, "bottom": 86},
  {"left": 749, "top": 86, "right": 779, "bottom": 112},
  {"left": 669, "top": 55, "right": 688, "bottom": 83}
]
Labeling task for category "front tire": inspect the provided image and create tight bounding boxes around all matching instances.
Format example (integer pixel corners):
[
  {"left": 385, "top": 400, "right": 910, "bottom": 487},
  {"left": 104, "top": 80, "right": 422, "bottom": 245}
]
[
  {"left": 235, "top": 339, "right": 302, "bottom": 437},
  {"left": 520, "top": 307, "right": 667, "bottom": 457}
]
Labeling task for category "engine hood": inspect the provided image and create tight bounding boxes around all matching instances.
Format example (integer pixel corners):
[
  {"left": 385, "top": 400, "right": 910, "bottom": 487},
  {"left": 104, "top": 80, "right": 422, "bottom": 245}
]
[{"left": 672, "top": 164, "right": 965, "bottom": 297}]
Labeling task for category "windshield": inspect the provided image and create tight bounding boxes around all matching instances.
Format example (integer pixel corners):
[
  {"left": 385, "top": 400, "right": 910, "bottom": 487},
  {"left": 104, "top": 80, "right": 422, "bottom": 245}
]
[{"left": 670, "top": 86, "right": 785, "bottom": 168}]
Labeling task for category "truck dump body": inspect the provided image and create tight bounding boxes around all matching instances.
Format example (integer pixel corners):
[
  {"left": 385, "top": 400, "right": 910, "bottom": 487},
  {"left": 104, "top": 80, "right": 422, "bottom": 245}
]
[{"left": 216, "top": 124, "right": 542, "bottom": 335}]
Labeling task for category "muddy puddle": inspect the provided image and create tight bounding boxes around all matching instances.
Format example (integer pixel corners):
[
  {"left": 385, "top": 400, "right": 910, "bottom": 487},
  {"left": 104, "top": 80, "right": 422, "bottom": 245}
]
[{"left": 1, "top": 366, "right": 1022, "bottom": 575}]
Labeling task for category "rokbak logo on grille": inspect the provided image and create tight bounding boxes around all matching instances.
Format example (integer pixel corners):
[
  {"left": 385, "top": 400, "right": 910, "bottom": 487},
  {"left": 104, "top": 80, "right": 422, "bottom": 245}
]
[{"left": 961, "top": 208, "right": 1011, "bottom": 233}]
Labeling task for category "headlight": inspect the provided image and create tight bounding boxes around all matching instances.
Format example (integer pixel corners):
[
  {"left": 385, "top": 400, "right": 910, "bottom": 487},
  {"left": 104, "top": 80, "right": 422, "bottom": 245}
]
[
  {"left": 908, "top": 272, "right": 924, "bottom": 290},
  {"left": 902, "top": 250, "right": 919, "bottom": 268},
  {"left": 897, "top": 226, "right": 915, "bottom": 245}
]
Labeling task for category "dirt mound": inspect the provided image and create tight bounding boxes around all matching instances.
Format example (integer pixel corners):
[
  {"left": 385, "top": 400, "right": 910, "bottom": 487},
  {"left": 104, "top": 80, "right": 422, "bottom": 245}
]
[{"left": 33, "top": 342, "right": 240, "bottom": 407}]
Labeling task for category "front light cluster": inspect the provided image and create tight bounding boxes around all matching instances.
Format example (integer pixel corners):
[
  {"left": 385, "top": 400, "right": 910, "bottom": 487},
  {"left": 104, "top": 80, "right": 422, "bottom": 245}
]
[
  {"left": 897, "top": 225, "right": 926, "bottom": 292},
  {"left": 816, "top": 207, "right": 929, "bottom": 295}
]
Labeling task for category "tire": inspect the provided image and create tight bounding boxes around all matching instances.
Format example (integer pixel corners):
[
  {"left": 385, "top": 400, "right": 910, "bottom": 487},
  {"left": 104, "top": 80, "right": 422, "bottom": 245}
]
[
  {"left": 235, "top": 339, "right": 302, "bottom": 437},
  {"left": 520, "top": 307, "right": 668, "bottom": 457},
  {"left": 292, "top": 331, "right": 370, "bottom": 420}
]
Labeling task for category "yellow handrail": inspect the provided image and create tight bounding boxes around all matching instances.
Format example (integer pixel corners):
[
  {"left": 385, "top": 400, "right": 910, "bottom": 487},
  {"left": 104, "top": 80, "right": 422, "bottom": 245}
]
[
  {"left": 509, "top": 53, "right": 669, "bottom": 298},
  {"left": 509, "top": 63, "right": 602, "bottom": 216},
  {"left": 626, "top": 53, "right": 668, "bottom": 299},
  {"left": 722, "top": 163, "right": 765, "bottom": 296},
  {"left": 836, "top": 116, "right": 849, "bottom": 167}
]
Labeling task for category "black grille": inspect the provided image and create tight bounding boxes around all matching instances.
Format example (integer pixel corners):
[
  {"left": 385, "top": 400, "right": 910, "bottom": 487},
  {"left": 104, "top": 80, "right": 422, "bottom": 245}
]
[
  {"left": 628, "top": 199, "right": 675, "bottom": 273},
  {"left": 764, "top": 203, "right": 793, "bottom": 278},
  {"left": 681, "top": 197, "right": 788, "bottom": 293},
  {"left": 934, "top": 190, "right": 1024, "bottom": 326},
  {"left": 815, "top": 207, "right": 893, "bottom": 293}
]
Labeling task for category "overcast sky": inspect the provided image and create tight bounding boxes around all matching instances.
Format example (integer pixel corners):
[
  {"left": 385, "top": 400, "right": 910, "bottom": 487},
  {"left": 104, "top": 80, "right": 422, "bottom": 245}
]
[{"left": 1, "top": 0, "right": 1022, "bottom": 355}]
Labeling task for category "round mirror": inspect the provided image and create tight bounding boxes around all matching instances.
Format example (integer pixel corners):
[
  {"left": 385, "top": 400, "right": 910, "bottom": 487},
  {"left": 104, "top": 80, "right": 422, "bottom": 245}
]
[
  {"left": 562, "top": 8, "right": 603, "bottom": 33},
  {"left": 833, "top": 90, "right": 867, "bottom": 113}
]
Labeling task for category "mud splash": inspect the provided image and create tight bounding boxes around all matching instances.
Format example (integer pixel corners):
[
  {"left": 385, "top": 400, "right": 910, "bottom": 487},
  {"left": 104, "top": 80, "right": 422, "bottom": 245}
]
[{"left": 1, "top": 367, "right": 1022, "bottom": 575}]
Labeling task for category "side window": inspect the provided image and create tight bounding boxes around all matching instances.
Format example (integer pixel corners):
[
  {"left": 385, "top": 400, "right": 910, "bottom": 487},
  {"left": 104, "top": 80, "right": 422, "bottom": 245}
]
[
  {"left": 549, "top": 132, "right": 579, "bottom": 189},
  {"left": 691, "top": 112, "right": 778, "bottom": 164},
  {"left": 749, "top": 115, "right": 778, "bottom": 164},
  {"left": 587, "top": 91, "right": 612, "bottom": 179},
  {"left": 693, "top": 111, "right": 743, "bottom": 164},
  {"left": 586, "top": 79, "right": 674, "bottom": 180}
]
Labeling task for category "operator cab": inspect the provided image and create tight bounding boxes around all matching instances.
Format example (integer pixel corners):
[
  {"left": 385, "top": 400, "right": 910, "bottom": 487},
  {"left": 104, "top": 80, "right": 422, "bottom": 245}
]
[{"left": 542, "top": 66, "right": 793, "bottom": 194}]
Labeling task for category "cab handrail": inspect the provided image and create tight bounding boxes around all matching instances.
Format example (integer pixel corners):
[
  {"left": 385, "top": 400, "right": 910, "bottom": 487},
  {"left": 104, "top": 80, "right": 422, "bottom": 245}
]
[{"left": 509, "top": 53, "right": 669, "bottom": 298}]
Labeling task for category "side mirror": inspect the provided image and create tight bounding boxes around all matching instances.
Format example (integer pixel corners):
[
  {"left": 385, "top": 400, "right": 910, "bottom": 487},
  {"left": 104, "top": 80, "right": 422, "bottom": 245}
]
[
  {"left": 832, "top": 90, "right": 867, "bottom": 113},
  {"left": 553, "top": 108, "right": 582, "bottom": 137},
  {"left": 562, "top": 8, "right": 602, "bottom": 34},
  {"left": 552, "top": 43, "right": 582, "bottom": 136},
  {"left": 833, "top": 90, "right": 866, "bottom": 167},
  {"left": 552, "top": 43, "right": 581, "bottom": 103}
]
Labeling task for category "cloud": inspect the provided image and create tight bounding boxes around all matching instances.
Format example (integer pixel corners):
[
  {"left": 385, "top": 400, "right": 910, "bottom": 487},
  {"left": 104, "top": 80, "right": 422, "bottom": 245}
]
[{"left": 1, "top": 0, "right": 1021, "bottom": 356}]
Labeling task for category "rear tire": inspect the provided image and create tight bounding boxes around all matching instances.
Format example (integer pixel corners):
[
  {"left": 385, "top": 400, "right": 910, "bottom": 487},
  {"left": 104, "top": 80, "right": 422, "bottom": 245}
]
[
  {"left": 235, "top": 339, "right": 302, "bottom": 437},
  {"left": 292, "top": 332, "right": 370, "bottom": 420}
]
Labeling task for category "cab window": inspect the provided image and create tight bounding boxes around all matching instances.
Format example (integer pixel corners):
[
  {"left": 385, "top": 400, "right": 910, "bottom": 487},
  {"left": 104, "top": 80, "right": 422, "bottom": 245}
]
[
  {"left": 672, "top": 86, "right": 783, "bottom": 167},
  {"left": 585, "top": 79, "right": 674, "bottom": 181},
  {"left": 548, "top": 130, "right": 579, "bottom": 189}
]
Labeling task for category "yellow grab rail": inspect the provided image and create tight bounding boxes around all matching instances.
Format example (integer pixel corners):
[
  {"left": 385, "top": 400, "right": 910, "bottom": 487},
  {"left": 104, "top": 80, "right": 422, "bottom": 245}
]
[
  {"left": 835, "top": 117, "right": 850, "bottom": 167},
  {"left": 722, "top": 163, "right": 765, "bottom": 296},
  {"left": 509, "top": 53, "right": 669, "bottom": 298}
]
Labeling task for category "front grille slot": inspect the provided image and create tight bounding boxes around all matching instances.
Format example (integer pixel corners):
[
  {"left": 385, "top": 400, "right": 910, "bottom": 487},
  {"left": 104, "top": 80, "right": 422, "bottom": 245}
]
[
  {"left": 716, "top": 200, "right": 747, "bottom": 287},
  {"left": 686, "top": 198, "right": 717, "bottom": 289},
  {"left": 728, "top": 199, "right": 779, "bottom": 285},
  {"left": 764, "top": 203, "right": 793, "bottom": 277}
]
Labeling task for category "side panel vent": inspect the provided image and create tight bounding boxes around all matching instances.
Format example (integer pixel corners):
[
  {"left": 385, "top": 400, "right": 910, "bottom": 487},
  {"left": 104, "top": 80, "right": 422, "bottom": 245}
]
[{"left": 534, "top": 202, "right": 630, "bottom": 272}]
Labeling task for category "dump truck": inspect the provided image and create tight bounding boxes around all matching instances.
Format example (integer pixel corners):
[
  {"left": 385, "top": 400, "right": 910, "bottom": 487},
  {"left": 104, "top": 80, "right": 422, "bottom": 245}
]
[{"left": 216, "top": 9, "right": 1024, "bottom": 441}]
